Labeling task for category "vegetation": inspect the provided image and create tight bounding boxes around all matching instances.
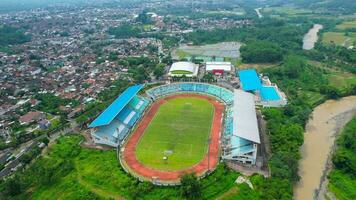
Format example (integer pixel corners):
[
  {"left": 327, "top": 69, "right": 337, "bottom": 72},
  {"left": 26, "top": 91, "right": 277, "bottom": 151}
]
[
  {"left": 35, "top": 93, "right": 78, "bottom": 115},
  {"left": 328, "top": 117, "right": 356, "bottom": 200},
  {"left": 180, "top": 174, "right": 202, "bottom": 199},
  {"left": 186, "top": 18, "right": 309, "bottom": 51},
  {"left": 136, "top": 97, "right": 214, "bottom": 170},
  {"left": 171, "top": 70, "right": 193, "bottom": 75},
  {"left": 0, "top": 135, "right": 242, "bottom": 200},
  {"left": 0, "top": 26, "right": 30, "bottom": 51},
  {"left": 241, "top": 40, "right": 283, "bottom": 63},
  {"left": 107, "top": 24, "right": 142, "bottom": 39}
]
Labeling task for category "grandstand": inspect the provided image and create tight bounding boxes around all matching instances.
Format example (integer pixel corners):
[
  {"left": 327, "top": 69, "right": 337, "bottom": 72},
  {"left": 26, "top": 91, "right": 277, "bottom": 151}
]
[
  {"left": 146, "top": 82, "right": 233, "bottom": 104},
  {"left": 89, "top": 85, "right": 150, "bottom": 147},
  {"left": 222, "top": 90, "right": 259, "bottom": 165},
  {"left": 146, "top": 83, "right": 260, "bottom": 165}
]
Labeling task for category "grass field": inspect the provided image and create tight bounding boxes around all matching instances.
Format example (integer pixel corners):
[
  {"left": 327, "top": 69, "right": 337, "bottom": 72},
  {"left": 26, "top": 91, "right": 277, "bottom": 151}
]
[
  {"left": 336, "top": 21, "right": 356, "bottom": 29},
  {"left": 171, "top": 70, "right": 193, "bottom": 75},
  {"left": 135, "top": 97, "right": 214, "bottom": 171},
  {"left": 322, "top": 32, "right": 356, "bottom": 47}
]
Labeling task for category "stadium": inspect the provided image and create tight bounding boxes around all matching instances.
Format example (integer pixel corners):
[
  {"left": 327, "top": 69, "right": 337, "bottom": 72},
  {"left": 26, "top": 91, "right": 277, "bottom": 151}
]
[{"left": 88, "top": 82, "right": 263, "bottom": 185}]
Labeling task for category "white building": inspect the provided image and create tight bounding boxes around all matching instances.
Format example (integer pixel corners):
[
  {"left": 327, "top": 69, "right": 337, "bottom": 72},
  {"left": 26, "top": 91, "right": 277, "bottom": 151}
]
[
  {"left": 168, "top": 62, "right": 199, "bottom": 77},
  {"left": 205, "top": 62, "right": 232, "bottom": 75}
]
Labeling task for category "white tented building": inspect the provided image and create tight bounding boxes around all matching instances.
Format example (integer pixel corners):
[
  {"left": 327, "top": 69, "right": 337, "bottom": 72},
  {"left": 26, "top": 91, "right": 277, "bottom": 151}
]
[
  {"left": 223, "top": 90, "right": 260, "bottom": 165},
  {"left": 168, "top": 61, "right": 199, "bottom": 77},
  {"left": 205, "top": 62, "right": 232, "bottom": 75}
]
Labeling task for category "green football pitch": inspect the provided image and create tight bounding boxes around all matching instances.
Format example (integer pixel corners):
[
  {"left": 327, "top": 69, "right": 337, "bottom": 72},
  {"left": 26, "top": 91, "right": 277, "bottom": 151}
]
[{"left": 135, "top": 97, "right": 214, "bottom": 171}]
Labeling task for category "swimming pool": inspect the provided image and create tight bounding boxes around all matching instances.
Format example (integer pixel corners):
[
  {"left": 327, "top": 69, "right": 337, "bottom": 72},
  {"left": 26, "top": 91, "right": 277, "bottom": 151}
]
[{"left": 260, "top": 86, "right": 281, "bottom": 101}]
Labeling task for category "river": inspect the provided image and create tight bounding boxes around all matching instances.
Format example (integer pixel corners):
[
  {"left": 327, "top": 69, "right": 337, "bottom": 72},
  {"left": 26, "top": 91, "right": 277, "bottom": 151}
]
[
  {"left": 255, "top": 8, "right": 262, "bottom": 18},
  {"left": 303, "top": 24, "right": 323, "bottom": 50},
  {"left": 294, "top": 96, "right": 356, "bottom": 200}
]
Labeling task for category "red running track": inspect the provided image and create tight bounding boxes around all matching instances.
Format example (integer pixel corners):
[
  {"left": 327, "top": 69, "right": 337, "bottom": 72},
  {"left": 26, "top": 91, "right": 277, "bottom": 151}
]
[{"left": 122, "top": 94, "right": 224, "bottom": 182}]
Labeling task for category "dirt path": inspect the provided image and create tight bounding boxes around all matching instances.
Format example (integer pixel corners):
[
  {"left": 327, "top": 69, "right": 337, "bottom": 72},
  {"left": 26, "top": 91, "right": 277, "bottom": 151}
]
[
  {"left": 294, "top": 96, "right": 356, "bottom": 200},
  {"left": 121, "top": 94, "right": 223, "bottom": 184}
]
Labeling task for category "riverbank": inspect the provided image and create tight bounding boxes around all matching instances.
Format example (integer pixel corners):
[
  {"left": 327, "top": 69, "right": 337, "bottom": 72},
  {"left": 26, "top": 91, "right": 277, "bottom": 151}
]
[
  {"left": 255, "top": 8, "right": 263, "bottom": 18},
  {"left": 294, "top": 96, "right": 356, "bottom": 200}
]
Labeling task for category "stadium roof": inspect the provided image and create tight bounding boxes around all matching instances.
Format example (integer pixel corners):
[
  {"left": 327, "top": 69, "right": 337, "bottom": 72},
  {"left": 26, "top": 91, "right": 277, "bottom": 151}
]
[
  {"left": 238, "top": 69, "right": 262, "bottom": 91},
  {"left": 205, "top": 62, "right": 232, "bottom": 72},
  {"left": 233, "top": 90, "right": 260, "bottom": 144},
  {"left": 88, "top": 84, "right": 143, "bottom": 128},
  {"left": 169, "top": 62, "right": 198, "bottom": 77}
]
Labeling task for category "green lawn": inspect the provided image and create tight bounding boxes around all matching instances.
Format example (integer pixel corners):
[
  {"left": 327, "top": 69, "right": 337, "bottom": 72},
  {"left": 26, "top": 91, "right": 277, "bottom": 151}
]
[
  {"left": 136, "top": 97, "right": 214, "bottom": 171},
  {"left": 336, "top": 21, "right": 356, "bottom": 29},
  {"left": 171, "top": 70, "right": 193, "bottom": 75}
]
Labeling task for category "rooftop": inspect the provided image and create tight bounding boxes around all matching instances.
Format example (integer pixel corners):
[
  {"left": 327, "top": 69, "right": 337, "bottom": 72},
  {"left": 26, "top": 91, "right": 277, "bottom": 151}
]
[
  {"left": 88, "top": 84, "right": 143, "bottom": 128},
  {"left": 233, "top": 89, "right": 260, "bottom": 144},
  {"left": 238, "top": 69, "right": 262, "bottom": 91}
]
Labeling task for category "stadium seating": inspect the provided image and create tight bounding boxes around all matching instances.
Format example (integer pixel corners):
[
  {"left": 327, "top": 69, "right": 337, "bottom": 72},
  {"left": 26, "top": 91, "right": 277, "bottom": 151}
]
[
  {"left": 92, "top": 95, "right": 150, "bottom": 146},
  {"left": 146, "top": 83, "right": 233, "bottom": 104}
]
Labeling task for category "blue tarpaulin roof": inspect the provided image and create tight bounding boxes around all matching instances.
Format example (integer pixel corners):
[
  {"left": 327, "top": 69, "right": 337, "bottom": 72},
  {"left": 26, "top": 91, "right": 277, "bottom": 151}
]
[
  {"left": 238, "top": 69, "right": 262, "bottom": 91},
  {"left": 88, "top": 84, "right": 143, "bottom": 128}
]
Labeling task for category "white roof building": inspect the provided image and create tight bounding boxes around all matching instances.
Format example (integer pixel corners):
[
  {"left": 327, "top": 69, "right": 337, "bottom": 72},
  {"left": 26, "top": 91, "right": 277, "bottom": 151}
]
[
  {"left": 168, "top": 62, "right": 199, "bottom": 77},
  {"left": 205, "top": 62, "right": 232, "bottom": 72},
  {"left": 233, "top": 89, "right": 260, "bottom": 144}
]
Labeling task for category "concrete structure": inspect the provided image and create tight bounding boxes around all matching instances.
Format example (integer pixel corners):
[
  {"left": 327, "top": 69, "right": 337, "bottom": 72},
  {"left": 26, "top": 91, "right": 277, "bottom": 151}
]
[
  {"left": 222, "top": 90, "right": 259, "bottom": 165},
  {"left": 205, "top": 62, "right": 232, "bottom": 75},
  {"left": 168, "top": 62, "right": 199, "bottom": 77}
]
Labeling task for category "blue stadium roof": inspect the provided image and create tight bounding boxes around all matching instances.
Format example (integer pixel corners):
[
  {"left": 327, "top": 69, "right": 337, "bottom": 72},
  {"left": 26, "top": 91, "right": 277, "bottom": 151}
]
[
  {"left": 88, "top": 84, "right": 143, "bottom": 128},
  {"left": 238, "top": 69, "right": 262, "bottom": 91}
]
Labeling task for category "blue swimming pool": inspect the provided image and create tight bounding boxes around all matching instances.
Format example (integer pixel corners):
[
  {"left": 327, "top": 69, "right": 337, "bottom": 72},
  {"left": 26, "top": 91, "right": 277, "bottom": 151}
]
[{"left": 260, "top": 86, "right": 281, "bottom": 101}]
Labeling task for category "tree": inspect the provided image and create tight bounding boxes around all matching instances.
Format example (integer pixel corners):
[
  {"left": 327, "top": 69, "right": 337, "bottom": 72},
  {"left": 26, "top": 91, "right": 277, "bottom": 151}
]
[
  {"left": 202, "top": 72, "right": 215, "bottom": 82},
  {"left": 241, "top": 40, "right": 283, "bottom": 63},
  {"left": 180, "top": 173, "right": 202, "bottom": 199},
  {"left": 3, "top": 176, "right": 22, "bottom": 196},
  {"left": 107, "top": 24, "right": 141, "bottom": 39},
  {"left": 153, "top": 64, "right": 165, "bottom": 79},
  {"left": 76, "top": 115, "right": 88, "bottom": 126},
  {"left": 39, "top": 137, "right": 50, "bottom": 146},
  {"left": 136, "top": 10, "right": 152, "bottom": 24},
  {"left": 282, "top": 55, "right": 306, "bottom": 78}
]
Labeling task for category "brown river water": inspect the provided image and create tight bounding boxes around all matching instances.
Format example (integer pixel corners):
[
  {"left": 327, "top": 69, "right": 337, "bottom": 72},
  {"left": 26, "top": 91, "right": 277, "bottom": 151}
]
[{"left": 294, "top": 96, "right": 356, "bottom": 200}]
